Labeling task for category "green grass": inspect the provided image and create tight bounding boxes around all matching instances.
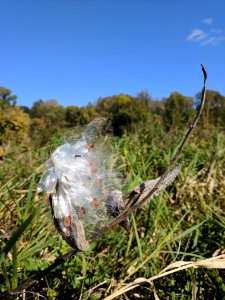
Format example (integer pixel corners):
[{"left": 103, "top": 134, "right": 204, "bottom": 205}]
[{"left": 0, "top": 127, "right": 225, "bottom": 299}]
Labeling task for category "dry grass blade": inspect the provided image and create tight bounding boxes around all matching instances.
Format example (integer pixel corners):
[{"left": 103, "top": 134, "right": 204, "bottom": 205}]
[
  {"left": 85, "top": 280, "right": 109, "bottom": 300},
  {"left": 104, "top": 254, "right": 225, "bottom": 300}
]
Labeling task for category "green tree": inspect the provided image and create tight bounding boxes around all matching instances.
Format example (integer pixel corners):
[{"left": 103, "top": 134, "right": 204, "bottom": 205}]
[
  {"left": 96, "top": 94, "right": 150, "bottom": 135},
  {"left": 195, "top": 90, "right": 225, "bottom": 129},
  {"left": 30, "top": 99, "right": 58, "bottom": 118},
  {"left": 29, "top": 99, "right": 66, "bottom": 127},
  {"left": 65, "top": 105, "right": 82, "bottom": 127},
  {"left": 29, "top": 99, "right": 66, "bottom": 146},
  {"left": 0, "top": 86, "right": 17, "bottom": 108},
  {"left": 164, "top": 92, "right": 194, "bottom": 129},
  {"left": 81, "top": 104, "right": 99, "bottom": 124},
  {"left": 45, "top": 105, "right": 65, "bottom": 127},
  {"left": 65, "top": 104, "right": 98, "bottom": 127}
]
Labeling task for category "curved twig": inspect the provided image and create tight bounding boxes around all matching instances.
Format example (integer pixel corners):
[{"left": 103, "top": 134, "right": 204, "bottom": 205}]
[
  {"left": 90, "top": 64, "right": 207, "bottom": 242},
  {"left": 0, "top": 65, "right": 207, "bottom": 300}
]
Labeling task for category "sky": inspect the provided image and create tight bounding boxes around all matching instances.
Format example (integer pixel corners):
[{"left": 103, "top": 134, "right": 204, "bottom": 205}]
[{"left": 1, "top": 0, "right": 225, "bottom": 108}]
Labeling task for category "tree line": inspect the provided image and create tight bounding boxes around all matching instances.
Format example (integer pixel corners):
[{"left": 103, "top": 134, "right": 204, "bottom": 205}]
[{"left": 0, "top": 85, "right": 225, "bottom": 148}]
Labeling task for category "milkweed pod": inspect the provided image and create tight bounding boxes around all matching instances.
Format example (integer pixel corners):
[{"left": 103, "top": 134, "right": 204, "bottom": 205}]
[{"left": 38, "top": 119, "right": 121, "bottom": 250}]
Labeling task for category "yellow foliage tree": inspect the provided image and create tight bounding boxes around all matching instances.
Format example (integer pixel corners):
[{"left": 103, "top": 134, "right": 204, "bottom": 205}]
[
  {"left": 0, "top": 86, "right": 30, "bottom": 145},
  {"left": 0, "top": 106, "right": 30, "bottom": 144}
]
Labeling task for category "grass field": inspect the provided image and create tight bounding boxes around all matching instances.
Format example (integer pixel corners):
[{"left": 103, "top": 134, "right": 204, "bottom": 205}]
[{"left": 0, "top": 126, "right": 225, "bottom": 299}]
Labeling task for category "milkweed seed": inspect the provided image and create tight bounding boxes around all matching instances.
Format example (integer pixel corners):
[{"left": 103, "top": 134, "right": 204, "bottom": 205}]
[
  {"left": 87, "top": 143, "right": 94, "bottom": 150},
  {"left": 91, "top": 167, "right": 98, "bottom": 173},
  {"left": 64, "top": 216, "right": 71, "bottom": 227},
  {"left": 96, "top": 178, "right": 103, "bottom": 184},
  {"left": 44, "top": 194, "right": 50, "bottom": 202},
  {"left": 91, "top": 198, "right": 100, "bottom": 209}
]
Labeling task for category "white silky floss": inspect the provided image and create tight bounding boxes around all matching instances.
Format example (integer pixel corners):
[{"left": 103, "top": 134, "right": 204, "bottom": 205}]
[{"left": 38, "top": 119, "right": 120, "bottom": 247}]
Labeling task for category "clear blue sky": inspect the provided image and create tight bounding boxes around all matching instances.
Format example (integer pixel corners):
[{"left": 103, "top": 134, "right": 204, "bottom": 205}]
[{"left": 1, "top": 0, "right": 225, "bottom": 107}]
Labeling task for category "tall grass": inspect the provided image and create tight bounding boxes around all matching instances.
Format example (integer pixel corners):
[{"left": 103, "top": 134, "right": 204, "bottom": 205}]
[{"left": 0, "top": 127, "right": 225, "bottom": 299}]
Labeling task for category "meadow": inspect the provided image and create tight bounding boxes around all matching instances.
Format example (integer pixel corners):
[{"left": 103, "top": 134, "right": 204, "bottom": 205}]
[{"left": 1, "top": 123, "right": 225, "bottom": 299}]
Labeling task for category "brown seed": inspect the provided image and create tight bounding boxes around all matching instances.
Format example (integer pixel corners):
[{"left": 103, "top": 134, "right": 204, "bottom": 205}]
[
  {"left": 91, "top": 198, "right": 100, "bottom": 209},
  {"left": 44, "top": 194, "right": 50, "bottom": 202},
  {"left": 90, "top": 167, "right": 98, "bottom": 173},
  {"left": 87, "top": 143, "right": 94, "bottom": 150},
  {"left": 64, "top": 216, "right": 71, "bottom": 227},
  {"left": 96, "top": 178, "right": 103, "bottom": 184}
]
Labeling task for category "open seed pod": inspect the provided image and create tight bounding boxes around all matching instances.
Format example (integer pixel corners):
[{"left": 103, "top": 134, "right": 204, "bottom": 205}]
[
  {"left": 38, "top": 119, "right": 122, "bottom": 250},
  {"left": 38, "top": 118, "right": 181, "bottom": 250}
]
